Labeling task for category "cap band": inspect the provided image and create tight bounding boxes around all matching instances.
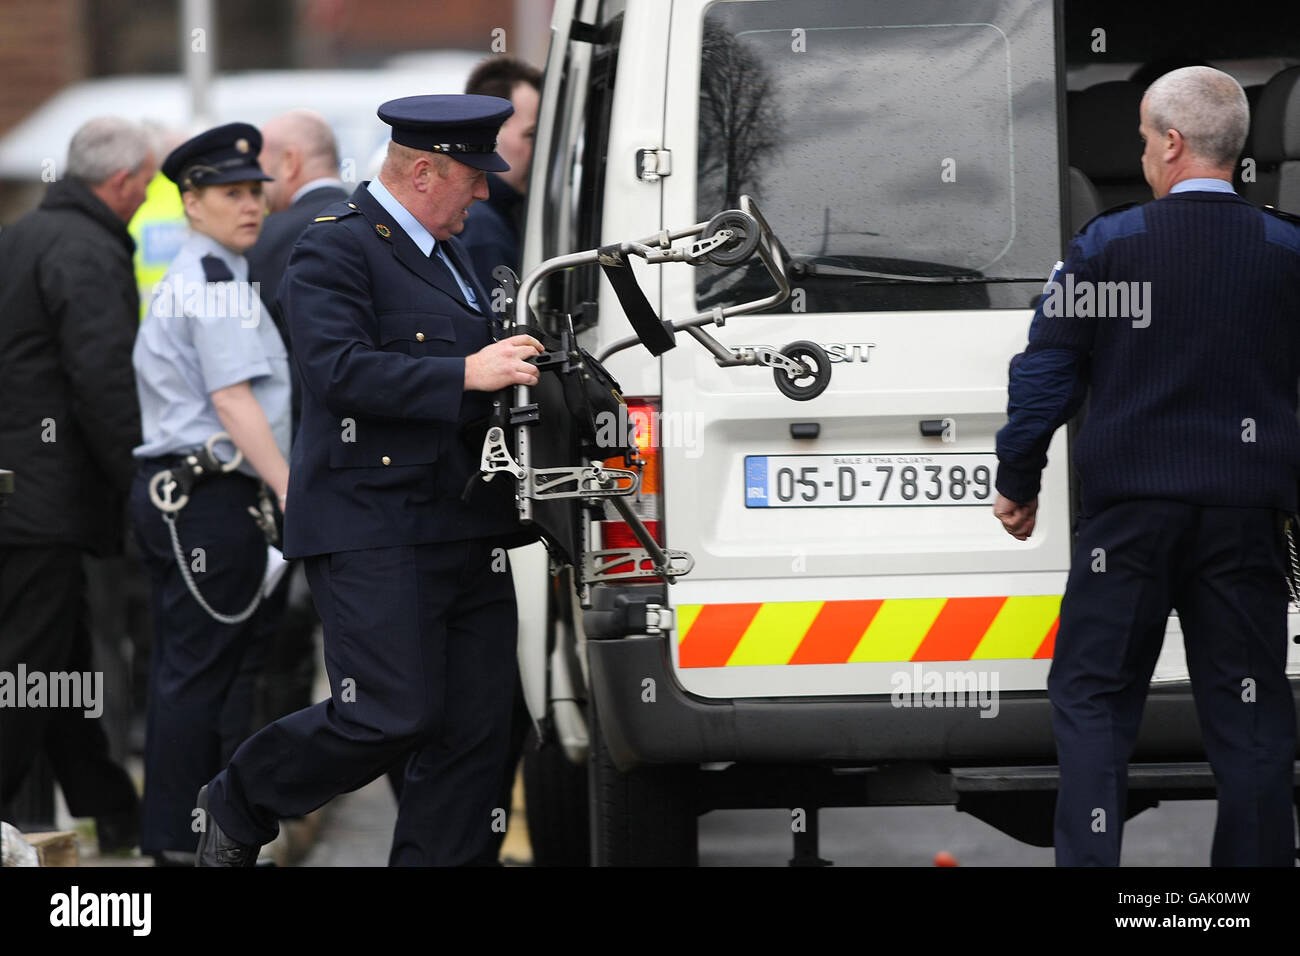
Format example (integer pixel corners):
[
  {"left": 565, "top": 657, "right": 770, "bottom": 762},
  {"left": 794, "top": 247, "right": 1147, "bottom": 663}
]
[
  {"left": 389, "top": 128, "right": 499, "bottom": 155},
  {"left": 426, "top": 142, "right": 498, "bottom": 153},
  {"left": 181, "top": 155, "right": 262, "bottom": 189}
]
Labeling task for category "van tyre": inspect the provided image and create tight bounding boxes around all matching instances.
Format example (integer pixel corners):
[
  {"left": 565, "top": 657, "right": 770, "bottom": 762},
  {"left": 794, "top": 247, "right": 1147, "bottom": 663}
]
[
  {"left": 521, "top": 725, "right": 591, "bottom": 867},
  {"left": 589, "top": 696, "right": 699, "bottom": 866}
]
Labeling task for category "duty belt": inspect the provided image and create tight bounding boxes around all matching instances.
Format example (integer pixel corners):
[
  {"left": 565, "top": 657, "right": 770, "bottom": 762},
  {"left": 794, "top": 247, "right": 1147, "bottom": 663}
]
[
  {"left": 146, "top": 432, "right": 278, "bottom": 625},
  {"left": 146, "top": 433, "right": 245, "bottom": 513}
]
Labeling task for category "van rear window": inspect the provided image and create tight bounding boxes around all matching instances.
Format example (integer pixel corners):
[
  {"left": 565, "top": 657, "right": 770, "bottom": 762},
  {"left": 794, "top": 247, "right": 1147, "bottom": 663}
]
[{"left": 696, "top": 0, "right": 1062, "bottom": 313}]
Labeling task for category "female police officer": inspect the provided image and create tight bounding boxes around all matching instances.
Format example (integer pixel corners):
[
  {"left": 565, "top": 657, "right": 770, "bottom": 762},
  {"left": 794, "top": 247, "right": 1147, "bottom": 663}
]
[{"left": 129, "top": 123, "right": 291, "bottom": 865}]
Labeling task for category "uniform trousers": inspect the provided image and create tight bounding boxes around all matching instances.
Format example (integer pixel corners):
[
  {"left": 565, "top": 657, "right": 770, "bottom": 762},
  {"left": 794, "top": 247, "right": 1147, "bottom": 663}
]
[
  {"left": 130, "top": 461, "right": 279, "bottom": 854},
  {"left": 207, "top": 538, "right": 517, "bottom": 866},
  {"left": 1050, "top": 500, "right": 1297, "bottom": 866}
]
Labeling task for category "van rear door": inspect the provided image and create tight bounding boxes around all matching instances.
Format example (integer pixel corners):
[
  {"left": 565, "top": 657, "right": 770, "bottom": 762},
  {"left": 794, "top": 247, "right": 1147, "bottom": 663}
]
[{"left": 658, "top": 0, "right": 1070, "bottom": 699}]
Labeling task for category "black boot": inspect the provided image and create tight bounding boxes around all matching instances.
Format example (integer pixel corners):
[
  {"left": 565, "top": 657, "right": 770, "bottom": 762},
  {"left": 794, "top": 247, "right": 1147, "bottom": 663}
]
[{"left": 194, "top": 785, "right": 260, "bottom": 867}]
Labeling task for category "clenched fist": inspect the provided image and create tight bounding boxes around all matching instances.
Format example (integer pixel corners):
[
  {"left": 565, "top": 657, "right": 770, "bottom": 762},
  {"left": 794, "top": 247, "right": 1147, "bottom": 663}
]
[
  {"left": 993, "top": 494, "right": 1038, "bottom": 540},
  {"left": 464, "top": 334, "right": 545, "bottom": 391}
]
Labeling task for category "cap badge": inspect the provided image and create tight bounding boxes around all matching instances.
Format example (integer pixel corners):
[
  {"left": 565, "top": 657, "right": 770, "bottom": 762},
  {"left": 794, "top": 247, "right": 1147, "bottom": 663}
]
[
  {"left": 375, "top": 224, "right": 391, "bottom": 238},
  {"left": 234, "top": 138, "right": 250, "bottom": 154}
]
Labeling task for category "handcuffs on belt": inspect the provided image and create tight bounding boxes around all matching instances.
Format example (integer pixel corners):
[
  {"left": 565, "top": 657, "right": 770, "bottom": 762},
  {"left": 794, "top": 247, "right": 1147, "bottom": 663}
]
[
  {"left": 147, "top": 432, "right": 280, "bottom": 625},
  {"left": 147, "top": 432, "right": 279, "bottom": 547}
]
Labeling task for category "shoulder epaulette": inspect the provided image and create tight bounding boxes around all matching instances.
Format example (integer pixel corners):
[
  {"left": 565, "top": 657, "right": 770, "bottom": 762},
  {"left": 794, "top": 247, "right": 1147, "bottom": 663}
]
[
  {"left": 200, "top": 254, "right": 234, "bottom": 282},
  {"left": 1078, "top": 201, "right": 1142, "bottom": 234},
  {"left": 1261, "top": 204, "right": 1300, "bottom": 225},
  {"left": 311, "top": 201, "right": 360, "bottom": 224}
]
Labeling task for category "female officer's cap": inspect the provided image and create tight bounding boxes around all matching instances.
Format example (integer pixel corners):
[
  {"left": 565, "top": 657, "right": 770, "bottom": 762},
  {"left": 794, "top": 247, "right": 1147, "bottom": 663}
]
[{"left": 162, "top": 122, "right": 274, "bottom": 192}]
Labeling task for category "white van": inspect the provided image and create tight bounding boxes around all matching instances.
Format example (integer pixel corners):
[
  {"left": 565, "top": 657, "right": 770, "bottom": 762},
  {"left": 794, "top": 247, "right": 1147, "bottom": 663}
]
[{"left": 510, "top": 0, "right": 1300, "bottom": 865}]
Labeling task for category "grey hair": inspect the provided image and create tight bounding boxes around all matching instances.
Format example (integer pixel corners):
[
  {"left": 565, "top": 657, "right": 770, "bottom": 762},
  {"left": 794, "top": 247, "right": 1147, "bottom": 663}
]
[
  {"left": 1143, "top": 66, "right": 1249, "bottom": 167},
  {"left": 65, "top": 116, "right": 153, "bottom": 184}
]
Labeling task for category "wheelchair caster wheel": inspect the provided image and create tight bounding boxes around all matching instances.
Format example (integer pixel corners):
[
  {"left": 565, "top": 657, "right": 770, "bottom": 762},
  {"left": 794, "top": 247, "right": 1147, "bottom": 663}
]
[
  {"left": 774, "top": 340, "right": 831, "bottom": 401},
  {"left": 702, "top": 209, "right": 760, "bottom": 266}
]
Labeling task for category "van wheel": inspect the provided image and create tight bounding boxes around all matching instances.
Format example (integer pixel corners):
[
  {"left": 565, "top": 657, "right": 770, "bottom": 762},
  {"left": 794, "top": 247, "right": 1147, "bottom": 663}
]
[
  {"left": 521, "top": 725, "right": 591, "bottom": 866},
  {"left": 589, "top": 696, "right": 698, "bottom": 866}
]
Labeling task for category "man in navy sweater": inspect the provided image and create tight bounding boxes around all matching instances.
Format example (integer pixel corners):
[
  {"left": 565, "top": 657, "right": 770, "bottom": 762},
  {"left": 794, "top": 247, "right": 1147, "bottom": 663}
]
[{"left": 994, "top": 66, "right": 1300, "bottom": 866}]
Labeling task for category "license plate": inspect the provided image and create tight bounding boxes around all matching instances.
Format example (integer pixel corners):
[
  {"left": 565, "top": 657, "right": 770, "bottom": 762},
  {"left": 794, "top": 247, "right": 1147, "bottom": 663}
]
[{"left": 744, "top": 453, "right": 998, "bottom": 508}]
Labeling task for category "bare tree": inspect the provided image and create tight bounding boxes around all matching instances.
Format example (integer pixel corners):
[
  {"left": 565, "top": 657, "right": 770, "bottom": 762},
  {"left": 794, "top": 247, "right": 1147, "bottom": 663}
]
[{"left": 697, "top": 18, "right": 781, "bottom": 216}]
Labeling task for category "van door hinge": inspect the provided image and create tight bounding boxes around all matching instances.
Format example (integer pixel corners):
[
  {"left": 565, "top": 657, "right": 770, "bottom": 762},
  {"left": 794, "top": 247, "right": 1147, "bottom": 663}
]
[
  {"left": 635, "top": 148, "right": 672, "bottom": 182},
  {"left": 643, "top": 604, "right": 675, "bottom": 635}
]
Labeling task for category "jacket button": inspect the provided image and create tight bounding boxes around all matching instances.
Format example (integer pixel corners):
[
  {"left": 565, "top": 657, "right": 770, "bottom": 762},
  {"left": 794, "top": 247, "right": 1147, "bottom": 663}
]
[
  {"left": 381, "top": 456, "right": 391, "bottom": 466},
  {"left": 416, "top": 332, "right": 425, "bottom": 342}
]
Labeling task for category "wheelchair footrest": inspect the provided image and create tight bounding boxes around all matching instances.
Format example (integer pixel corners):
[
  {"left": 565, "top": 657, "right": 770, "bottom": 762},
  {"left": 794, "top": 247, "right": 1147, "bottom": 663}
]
[
  {"left": 584, "top": 547, "right": 694, "bottom": 582},
  {"left": 528, "top": 465, "right": 639, "bottom": 500}
]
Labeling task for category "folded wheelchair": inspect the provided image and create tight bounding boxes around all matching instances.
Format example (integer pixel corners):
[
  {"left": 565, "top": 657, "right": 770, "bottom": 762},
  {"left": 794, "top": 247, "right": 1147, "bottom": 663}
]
[{"left": 471, "top": 196, "right": 831, "bottom": 604}]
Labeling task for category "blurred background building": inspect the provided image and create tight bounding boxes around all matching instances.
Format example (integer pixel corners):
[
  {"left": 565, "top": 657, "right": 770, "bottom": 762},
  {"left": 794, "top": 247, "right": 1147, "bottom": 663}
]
[{"left": 0, "top": 0, "right": 554, "bottom": 218}]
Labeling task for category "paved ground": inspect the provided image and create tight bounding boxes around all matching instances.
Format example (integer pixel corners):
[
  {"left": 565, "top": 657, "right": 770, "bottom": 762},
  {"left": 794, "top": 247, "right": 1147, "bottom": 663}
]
[
  {"left": 55, "top": 763, "right": 1229, "bottom": 866},
  {"left": 698, "top": 800, "right": 1219, "bottom": 866},
  {"left": 293, "top": 774, "right": 1223, "bottom": 866}
]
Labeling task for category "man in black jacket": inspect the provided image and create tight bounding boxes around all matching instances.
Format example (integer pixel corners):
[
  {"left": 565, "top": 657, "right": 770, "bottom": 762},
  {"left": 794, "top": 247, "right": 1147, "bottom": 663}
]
[
  {"left": 460, "top": 57, "right": 541, "bottom": 299},
  {"left": 0, "top": 117, "right": 156, "bottom": 846}
]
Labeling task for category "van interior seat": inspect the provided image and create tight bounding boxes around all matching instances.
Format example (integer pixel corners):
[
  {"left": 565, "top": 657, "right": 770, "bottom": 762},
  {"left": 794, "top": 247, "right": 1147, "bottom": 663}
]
[
  {"left": 1067, "top": 81, "right": 1152, "bottom": 208},
  {"left": 1068, "top": 165, "right": 1103, "bottom": 234},
  {"left": 1234, "top": 85, "right": 1264, "bottom": 194},
  {"left": 1245, "top": 65, "right": 1300, "bottom": 211}
]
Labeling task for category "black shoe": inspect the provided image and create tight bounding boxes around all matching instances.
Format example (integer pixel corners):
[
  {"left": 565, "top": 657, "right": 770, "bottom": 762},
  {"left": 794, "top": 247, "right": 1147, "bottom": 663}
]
[{"left": 194, "top": 785, "right": 260, "bottom": 867}]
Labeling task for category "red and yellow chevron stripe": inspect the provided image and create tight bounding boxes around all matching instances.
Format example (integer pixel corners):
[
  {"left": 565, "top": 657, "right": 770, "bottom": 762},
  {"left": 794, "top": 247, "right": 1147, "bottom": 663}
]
[{"left": 675, "top": 596, "right": 1061, "bottom": 668}]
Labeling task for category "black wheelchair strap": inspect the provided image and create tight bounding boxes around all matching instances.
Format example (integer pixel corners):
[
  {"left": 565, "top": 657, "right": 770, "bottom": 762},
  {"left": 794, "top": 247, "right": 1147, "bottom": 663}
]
[{"left": 597, "top": 245, "right": 677, "bottom": 356}]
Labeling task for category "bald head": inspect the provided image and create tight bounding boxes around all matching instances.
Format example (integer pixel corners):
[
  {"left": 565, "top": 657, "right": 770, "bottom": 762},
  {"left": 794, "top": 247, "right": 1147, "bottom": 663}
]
[
  {"left": 1138, "top": 66, "right": 1248, "bottom": 198},
  {"left": 260, "top": 109, "right": 340, "bottom": 212}
]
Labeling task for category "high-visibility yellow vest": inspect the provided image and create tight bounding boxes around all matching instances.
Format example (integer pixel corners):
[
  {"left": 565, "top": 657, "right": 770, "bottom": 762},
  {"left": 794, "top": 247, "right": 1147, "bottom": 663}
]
[{"left": 130, "top": 173, "right": 188, "bottom": 320}]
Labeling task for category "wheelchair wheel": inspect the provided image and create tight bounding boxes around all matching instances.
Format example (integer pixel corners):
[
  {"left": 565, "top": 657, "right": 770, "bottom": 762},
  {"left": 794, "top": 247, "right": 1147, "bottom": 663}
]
[
  {"left": 702, "top": 209, "right": 760, "bottom": 267},
  {"left": 774, "top": 340, "right": 832, "bottom": 401}
]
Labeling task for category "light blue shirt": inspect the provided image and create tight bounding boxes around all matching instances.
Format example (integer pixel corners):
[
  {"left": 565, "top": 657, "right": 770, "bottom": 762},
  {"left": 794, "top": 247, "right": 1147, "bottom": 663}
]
[
  {"left": 366, "top": 178, "right": 480, "bottom": 310},
  {"left": 133, "top": 231, "right": 292, "bottom": 476},
  {"left": 1170, "top": 178, "right": 1236, "bottom": 194}
]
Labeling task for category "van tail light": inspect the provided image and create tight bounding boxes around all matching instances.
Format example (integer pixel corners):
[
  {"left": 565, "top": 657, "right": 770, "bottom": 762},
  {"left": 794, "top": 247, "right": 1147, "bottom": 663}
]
[{"left": 598, "top": 399, "right": 662, "bottom": 575}]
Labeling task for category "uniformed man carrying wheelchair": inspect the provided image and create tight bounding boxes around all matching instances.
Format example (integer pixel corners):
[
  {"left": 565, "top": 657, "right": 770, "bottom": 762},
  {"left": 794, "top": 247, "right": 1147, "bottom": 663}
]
[{"left": 195, "top": 95, "right": 544, "bottom": 866}]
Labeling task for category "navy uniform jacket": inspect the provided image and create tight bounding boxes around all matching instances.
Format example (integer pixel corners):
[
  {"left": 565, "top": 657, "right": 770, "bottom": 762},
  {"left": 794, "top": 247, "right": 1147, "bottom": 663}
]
[
  {"left": 247, "top": 183, "right": 349, "bottom": 434},
  {"left": 247, "top": 183, "right": 350, "bottom": 347},
  {"left": 279, "top": 182, "right": 522, "bottom": 559},
  {"left": 995, "top": 190, "right": 1300, "bottom": 514}
]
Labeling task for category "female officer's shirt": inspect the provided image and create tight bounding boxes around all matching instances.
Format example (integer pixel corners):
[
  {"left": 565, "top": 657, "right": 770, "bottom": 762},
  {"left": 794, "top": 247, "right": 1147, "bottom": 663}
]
[{"left": 132, "top": 231, "right": 291, "bottom": 478}]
